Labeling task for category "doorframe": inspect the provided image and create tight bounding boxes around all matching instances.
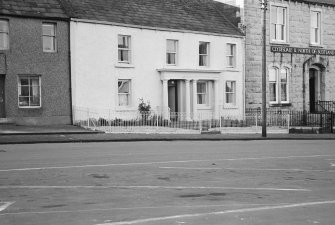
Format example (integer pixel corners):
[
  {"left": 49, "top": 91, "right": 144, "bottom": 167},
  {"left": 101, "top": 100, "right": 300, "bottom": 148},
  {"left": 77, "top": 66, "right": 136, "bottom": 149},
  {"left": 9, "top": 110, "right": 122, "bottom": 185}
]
[{"left": 0, "top": 75, "right": 6, "bottom": 118}]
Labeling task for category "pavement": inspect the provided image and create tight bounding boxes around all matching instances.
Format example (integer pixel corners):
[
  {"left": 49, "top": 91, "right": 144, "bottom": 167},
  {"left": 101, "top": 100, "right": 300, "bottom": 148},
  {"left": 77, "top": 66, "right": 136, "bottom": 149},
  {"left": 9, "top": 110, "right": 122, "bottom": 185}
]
[{"left": 0, "top": 124, "right": 335, "bottom": 144}]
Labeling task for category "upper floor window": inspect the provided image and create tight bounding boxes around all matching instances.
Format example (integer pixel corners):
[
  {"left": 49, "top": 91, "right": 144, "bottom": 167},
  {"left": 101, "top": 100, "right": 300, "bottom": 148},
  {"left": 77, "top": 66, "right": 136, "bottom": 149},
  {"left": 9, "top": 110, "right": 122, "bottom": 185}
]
[
  {"left": 226, "top": 43, "right": 236, "bottom": 67},
  {"left": 118, "top": 35, "right": 131, "bottom": 63},
  {"left": 199, "top": 42, "right": 209, "bottom": 66},
  {"left": 42, "top": 23, "right": 56, "bottom": 52},
  {"left": 311, "top": 10, "right": 321, "bottom": 45},
  {"left": 166, "top": 39, "right": 178, "bottom": 65},
  {"left": 18, "top": 75, "right": 41, "bottom": 108},
  {"left": 197, "top": 81, "right": 208, "bottom": 105},
  {"left": 269, "top": 67, "right": 289, "bottom": 104},
  {"left": 225, "top": 81, "right": 236, "bottom": 105},
  {"left": 118, "top": 79, "right": 131, "bottom": 107},
  {"left": 270, "top": 5, "right": 287, "bottom": 43},
  {"left": 0, "top": 20, "right": 9, "bottom": 50}
]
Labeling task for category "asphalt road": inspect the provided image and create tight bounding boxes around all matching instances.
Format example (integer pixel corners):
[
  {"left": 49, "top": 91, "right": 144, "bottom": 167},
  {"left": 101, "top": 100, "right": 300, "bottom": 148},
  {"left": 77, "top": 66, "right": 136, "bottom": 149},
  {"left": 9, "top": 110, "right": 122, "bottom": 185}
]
[{"left": 0, "top": 140, "right": 335, "bottom": 225}]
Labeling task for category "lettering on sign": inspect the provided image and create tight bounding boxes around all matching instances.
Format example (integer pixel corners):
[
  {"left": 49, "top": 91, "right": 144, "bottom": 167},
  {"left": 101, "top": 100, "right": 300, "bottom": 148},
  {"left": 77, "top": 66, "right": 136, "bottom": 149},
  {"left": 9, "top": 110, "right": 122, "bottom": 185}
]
[{"left": 270, "top": 46, "right": 335, "bottom": 56}]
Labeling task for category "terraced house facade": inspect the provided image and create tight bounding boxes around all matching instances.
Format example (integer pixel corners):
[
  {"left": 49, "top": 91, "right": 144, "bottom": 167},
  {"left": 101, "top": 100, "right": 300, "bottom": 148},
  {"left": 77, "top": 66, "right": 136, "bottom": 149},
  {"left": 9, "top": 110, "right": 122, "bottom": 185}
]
[
  {"left": 63, "top": 0, "right": 245, "bottom": 123},
  {"left": 0, "top": 0, "right": 72, "bottom": 125}
]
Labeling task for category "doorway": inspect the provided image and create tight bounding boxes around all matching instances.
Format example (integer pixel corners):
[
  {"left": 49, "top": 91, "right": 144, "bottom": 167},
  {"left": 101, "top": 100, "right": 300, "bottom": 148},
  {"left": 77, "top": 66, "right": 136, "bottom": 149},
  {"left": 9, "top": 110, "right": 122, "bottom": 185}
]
[
  {"left": 309, "top": 68, "right": 324, "bottom": 112},
  {"left": 0, "top": 76, "right": 5, "bottom": 118},
  {"left": 168, "top": 80, "right": 178, "bottom": 119}
]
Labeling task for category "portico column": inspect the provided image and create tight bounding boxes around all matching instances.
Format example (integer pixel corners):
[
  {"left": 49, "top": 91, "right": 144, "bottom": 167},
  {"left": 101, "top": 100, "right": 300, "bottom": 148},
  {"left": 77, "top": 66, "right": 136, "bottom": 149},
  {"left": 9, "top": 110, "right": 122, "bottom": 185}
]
[
  {"left": 162, "top": 79, "right": 169, "bottom": 120},
  {"left": 185, "top": 79, "right": 191, "bottom": 121},
  {"left": 214, "top": 79, "right": 220, "bottom": 119},
  {"left": 192, "top": 79, "right": 198, "bottom": 120}
]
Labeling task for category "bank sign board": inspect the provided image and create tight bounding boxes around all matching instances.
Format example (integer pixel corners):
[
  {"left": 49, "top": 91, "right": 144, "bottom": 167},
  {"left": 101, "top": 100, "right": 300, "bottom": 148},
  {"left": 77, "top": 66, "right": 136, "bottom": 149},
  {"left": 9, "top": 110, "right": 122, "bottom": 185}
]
[{"left": 271, "top": 46, "right": 335, "bottom": 56}]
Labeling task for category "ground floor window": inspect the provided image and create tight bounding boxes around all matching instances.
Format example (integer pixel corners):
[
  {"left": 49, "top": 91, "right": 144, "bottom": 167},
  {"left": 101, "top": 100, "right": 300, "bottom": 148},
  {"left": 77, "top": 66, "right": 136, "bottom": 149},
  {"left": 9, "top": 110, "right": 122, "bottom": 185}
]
[
  {"left": 118, "top": 79, "right": 131, "bottom": 106},
  {"left": 269, "top": 67, "right": 289, "bottom": 104},
  {"left": 197, "top": 81, "right": 208, "bottom": 105},
  {"left": 225, "top": 81, "right": 236, "bottom": 105},
  {"left": 18, "top": 75, "right": 41, "bottom": 107}
]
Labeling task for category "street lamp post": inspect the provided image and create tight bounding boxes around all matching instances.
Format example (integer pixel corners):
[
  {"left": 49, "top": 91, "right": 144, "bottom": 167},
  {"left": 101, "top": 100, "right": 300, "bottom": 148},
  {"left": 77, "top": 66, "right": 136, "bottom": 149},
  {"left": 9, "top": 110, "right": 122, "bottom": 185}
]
[{"left": 260, "top": 0, "right": 268, "bottom": 137}]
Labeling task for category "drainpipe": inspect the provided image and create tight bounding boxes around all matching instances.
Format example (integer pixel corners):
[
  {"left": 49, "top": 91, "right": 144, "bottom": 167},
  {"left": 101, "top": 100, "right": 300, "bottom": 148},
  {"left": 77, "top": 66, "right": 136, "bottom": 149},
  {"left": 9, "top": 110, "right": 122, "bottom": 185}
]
[{"left": 68, "top": 19, "right": 73, "bottom": 125}]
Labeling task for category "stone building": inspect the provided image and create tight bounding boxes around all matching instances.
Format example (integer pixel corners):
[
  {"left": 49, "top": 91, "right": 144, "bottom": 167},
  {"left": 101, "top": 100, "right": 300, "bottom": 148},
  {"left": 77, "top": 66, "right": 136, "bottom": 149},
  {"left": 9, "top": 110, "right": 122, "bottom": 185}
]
[
  {"left": 242, "top": 0, "right": 335, "bottom": 112},
  {"left": 0, "top": 0, "right": 72, "bottom": 125}
]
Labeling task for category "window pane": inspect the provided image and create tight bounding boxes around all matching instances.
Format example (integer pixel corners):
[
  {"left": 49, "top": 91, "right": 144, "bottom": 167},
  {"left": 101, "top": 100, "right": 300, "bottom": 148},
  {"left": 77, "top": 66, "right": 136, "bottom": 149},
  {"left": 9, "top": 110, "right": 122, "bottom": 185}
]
[
  {"left": 118, "top": 50, "right": 129, "bottom": 62},
  {"left": 197, "top": 83, "right": 206, "bottom": 93},
  {"left": 30, "top": 96, "right": 40, "bottom": 106},
  {"left": 119, "top": 94, "right": 129, "bottom": 106},
  {"left": 226, "top": 82, "right": 233, "bottom": 92},
  {"left": 118, "top": 80, "right": 130, "bottom": 94},
  {"left": 0, "top": 21, "right": 9, "bottom": 32},
  {"left": 269, "top": 68, "right": 277, "bottom": 82},
  {"left": 43, "top": 36, "right": 55, "bottom": 51},
  {"left": 271, "top": 6, "right": 277, "bottom": 24},
  {"left": 270, "top": 83, "right": 276, "bottom": 102},
  {"left": 118, "top": 36, "right": 129, "bottom": 48},
  {"left": 20, "top": 86, "right": 29, "bottom": 96},
  {"left": 199, "top": 42, "right": 207, "bottom": 54},
  {"left": 226, "top": 93, "right": 236, "bottom": 104},
  {"left": 0, "top": 33, "right": 8, "bottom": 49},
  {"left": 167, "top": 53, "right": 175, "bottom": 64},
  {"left": 197, "top": 94, "right": 206, "bottom": 104},
  {"left": 20, "top": 78, "right": 29, "bottom": 85},
  {"left": 281, "top": 83, "right": 287, "bottom": 101},
  {"left": 19, "top": 97, "right": 30, "bottom": 106},
  {"left": 311, "top": 12, "right": 318, "bottom": 28},
  {"left": 42, "top": 24, "right": 55, "bottom": 36},
  {"left": 280, "top": 69, "right": 287, "bottom": 82},
  {"left": 199, "top": 55, "right": 207, "bottom": 66},
  {"left": 167, "top": 40, "right": 176, "bottom": 52}
]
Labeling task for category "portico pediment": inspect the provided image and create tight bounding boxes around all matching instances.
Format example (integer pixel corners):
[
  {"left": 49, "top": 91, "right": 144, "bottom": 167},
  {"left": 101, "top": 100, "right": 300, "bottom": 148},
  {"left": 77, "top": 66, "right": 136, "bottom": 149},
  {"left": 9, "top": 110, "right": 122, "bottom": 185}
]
[{"left": 157, "top": 68, "right": 222, "bottom": 80}]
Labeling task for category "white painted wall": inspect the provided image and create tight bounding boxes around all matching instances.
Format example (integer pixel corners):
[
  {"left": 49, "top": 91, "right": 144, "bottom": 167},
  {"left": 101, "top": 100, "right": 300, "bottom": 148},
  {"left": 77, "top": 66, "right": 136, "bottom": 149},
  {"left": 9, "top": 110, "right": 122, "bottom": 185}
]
[{"left": 71, "top": 21, "right": 245, "bottom": 118}]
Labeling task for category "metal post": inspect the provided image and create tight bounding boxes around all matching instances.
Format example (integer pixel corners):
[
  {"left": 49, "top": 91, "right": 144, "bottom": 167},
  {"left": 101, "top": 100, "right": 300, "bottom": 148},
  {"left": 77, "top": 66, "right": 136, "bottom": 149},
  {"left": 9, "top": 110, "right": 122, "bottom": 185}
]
[
  {"left": 87, "top": 108, "right": 90, "bottom": 128},
  {"left": 255, "top": 110, "right": 258, "bottom": 128},
  {"left": 260, "top": 0, "right": 268, "bottom": 137},
  {"left": 287, "top": 113, "right": 290, "bottom": 133}
]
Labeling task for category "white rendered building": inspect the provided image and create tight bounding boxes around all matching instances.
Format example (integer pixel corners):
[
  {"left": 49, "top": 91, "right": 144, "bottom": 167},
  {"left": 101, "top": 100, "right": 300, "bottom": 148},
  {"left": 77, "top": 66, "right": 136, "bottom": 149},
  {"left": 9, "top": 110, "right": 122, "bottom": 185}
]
[{"left": 66, "top": 0, "right": 245, "bottom": 121}]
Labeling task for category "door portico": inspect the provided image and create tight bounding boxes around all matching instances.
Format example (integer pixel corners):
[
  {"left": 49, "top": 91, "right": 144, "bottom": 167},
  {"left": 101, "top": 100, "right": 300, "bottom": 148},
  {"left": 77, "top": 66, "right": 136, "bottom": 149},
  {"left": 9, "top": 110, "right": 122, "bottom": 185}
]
[{"left": 158, "top": 69, "right": 222, "bottom": 120}]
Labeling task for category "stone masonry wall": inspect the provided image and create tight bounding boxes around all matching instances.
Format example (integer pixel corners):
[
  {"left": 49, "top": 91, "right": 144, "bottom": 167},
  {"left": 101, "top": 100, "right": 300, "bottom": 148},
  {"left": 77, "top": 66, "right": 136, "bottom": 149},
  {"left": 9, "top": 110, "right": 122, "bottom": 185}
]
[{"left": 244, "top": 0, "right": 335, "bottom": 110}]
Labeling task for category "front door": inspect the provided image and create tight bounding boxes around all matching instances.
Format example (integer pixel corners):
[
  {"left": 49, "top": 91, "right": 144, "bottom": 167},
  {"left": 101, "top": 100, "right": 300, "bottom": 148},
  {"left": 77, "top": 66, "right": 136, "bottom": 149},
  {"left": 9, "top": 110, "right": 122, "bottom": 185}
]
[
  {"left": 0, "top": 76, "right": 5, "bottom": 118},
  {"left": 309, "top": 69, "right": 317, "bottom": 112},
  {"left": 168, "top": 80, "right": 178, "bottom": 119}
]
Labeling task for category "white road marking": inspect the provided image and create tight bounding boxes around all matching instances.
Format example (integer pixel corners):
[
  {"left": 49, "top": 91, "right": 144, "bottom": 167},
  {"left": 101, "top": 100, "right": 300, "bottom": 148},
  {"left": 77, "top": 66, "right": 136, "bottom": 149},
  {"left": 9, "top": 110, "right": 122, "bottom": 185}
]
[
  {"left": 160, "top": 166, "right": 335, "bottom": 172},
  {"left": 95, "top": 200, "right": 335, "bottom": 225},
  {"left": 0, "top": 203, "right": 281, "bottom": 216},
  {"left": 0, "top": 202, "right": 14, "bottom": 212},
  {"left": 0, "top": 154, "right": 334, "bottom": 172},
  {"left": 0, "top": 185, "right": 310, "bottom": 191}
]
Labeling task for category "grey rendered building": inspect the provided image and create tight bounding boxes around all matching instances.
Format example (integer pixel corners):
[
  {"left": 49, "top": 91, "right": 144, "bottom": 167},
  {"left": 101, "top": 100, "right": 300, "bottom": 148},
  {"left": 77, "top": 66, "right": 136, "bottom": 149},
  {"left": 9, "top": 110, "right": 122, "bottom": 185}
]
[{"left": 0, "top": 0, "right": 72, "bottom": 125}]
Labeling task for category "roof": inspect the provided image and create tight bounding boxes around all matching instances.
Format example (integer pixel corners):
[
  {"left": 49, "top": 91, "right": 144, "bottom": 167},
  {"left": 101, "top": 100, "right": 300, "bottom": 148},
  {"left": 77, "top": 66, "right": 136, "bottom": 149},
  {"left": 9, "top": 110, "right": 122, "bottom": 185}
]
[
  {"left": 0, "top": 0, "right": 68, "bottom": 19},
  {"left": 60, "top": 0, "right": 244, "bottom": 36}
]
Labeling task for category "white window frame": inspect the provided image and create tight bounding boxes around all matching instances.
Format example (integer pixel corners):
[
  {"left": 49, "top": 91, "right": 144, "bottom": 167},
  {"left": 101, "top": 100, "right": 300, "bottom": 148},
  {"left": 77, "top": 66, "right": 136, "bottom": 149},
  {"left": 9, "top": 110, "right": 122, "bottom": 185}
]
[
  {"left": 166, "top": 39, "right": 178, "bottom": 65},
  {"left": 118, "top": 35, "right": 131, "bottom": 64},
  {"left": 270, "top": 3, "right": 288, "bottom": 43},
  {"left": 42, "top": 23, "right": 57, "bottom": 52},
  {"left": 0, "top": 19, "right": 9, "bottom": 50},
  {"left": 269, "top": 66, "right": 290, "bottom": 104},
  {"left": 199, "top": 41, "right": 209, "bottom": 67},
  {"left": 197, "top": 81, "right": 209, "bottom": 105},
  {"left": 225, "top": 81, "right": 236, "bottom": 106},
  {"left": 18, "top": 75, "right": 42, "bottom": 108},
  {"left": 226, "top": 43, "right": 236, "bottom": 68},
  {"left": 118, "top": 79, "right": 131, "bottom": 107},
  {"left": 310, "top": 9, "right": 322, "bottom": 46}
]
